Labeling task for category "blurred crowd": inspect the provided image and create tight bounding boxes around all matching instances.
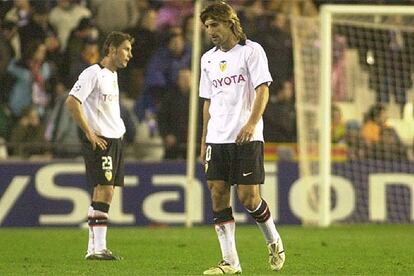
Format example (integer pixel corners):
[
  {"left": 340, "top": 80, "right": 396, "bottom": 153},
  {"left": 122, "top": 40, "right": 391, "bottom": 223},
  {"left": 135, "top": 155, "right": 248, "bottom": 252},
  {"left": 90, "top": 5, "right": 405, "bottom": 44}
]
[
  {"left": 0, "top": 0, "right": 413, "bottom": 161},
  {"left": 332, "top": 103, "right": 410, "bottom": 162}
]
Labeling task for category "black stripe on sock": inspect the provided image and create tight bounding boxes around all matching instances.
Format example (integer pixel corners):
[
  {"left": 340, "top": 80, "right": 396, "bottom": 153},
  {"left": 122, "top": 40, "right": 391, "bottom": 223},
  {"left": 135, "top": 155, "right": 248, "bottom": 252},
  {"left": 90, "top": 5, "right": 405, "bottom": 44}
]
[
  {"left": 250, "top": 200, "right": 271, "bottom": 223},
  {"left": 213, "top": 207, "right": 234, "bottom": 224},
  {"left": 88, "top": 216, "right": 108, "bottom": 226},
  {"left": 92, "top": 201, "right": 110, "bottom": 213}
]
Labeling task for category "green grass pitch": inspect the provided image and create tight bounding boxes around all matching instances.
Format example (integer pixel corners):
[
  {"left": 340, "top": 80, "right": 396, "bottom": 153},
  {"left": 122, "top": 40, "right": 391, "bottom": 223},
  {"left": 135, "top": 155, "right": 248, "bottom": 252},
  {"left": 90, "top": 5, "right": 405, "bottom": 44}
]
[{"left": 0, "top": 224, "right": 413, "bottom": 275}]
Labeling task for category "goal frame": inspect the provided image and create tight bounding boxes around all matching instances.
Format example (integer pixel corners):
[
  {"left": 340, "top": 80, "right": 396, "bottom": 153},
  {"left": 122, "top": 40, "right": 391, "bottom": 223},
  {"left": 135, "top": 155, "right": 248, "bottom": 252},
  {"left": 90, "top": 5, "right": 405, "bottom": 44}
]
[{"left": 319, "top": 4, "right": 414, "bottom": 227}]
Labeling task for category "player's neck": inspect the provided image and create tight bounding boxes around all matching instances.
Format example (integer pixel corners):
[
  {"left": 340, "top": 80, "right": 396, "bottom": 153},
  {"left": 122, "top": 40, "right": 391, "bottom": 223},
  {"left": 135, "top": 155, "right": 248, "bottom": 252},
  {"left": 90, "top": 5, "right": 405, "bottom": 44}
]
[
  {"left": 219, "top": 36, "right": 239, "bottom": 52},
  {"left": 100, "top": 57, "right": 117, "bottom": 72}
]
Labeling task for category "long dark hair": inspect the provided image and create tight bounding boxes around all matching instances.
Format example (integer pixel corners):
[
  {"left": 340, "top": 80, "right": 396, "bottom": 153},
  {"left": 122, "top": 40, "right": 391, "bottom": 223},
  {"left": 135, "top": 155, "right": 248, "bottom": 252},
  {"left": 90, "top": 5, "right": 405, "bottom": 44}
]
[{"left": 200, "top": 1, "right": 247, "bottom": 42}]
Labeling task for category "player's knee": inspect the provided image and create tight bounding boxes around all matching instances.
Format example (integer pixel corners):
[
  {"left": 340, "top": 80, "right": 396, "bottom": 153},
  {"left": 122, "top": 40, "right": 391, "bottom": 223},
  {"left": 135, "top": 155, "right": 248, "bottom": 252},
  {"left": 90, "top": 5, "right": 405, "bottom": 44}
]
[
  {"left": 239, "top": 193, "right": 260, "bottom": 211},
  {"left": 241, "top": 200, "right": 256, "bottom": 211},
  {"left": 211, "top": 194, "right": 229, "bottom": 212},
  {"left": 94, "top": 185, "right": 114, "bottom": 203}
]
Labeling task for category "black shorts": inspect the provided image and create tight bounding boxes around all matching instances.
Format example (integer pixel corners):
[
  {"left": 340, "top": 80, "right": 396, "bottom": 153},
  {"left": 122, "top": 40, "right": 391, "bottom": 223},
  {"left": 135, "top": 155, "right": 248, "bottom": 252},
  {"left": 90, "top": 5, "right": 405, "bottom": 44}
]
[
  {"left": 204, "top": 141, "right": 264, "bottom": 185},
  {"left": 81, "top": 135, "right": 124, "bottom": 187}
]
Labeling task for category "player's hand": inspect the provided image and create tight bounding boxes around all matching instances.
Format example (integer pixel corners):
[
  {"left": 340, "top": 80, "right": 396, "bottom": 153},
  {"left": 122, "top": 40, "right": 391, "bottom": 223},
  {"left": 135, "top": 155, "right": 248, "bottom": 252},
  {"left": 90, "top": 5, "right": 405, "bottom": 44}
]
[
  {"left": 236, "top": 123, "right": 255, "bottom": 145},
  {"left": 86, "top": 130, "right": 107, "bottom": 150}
]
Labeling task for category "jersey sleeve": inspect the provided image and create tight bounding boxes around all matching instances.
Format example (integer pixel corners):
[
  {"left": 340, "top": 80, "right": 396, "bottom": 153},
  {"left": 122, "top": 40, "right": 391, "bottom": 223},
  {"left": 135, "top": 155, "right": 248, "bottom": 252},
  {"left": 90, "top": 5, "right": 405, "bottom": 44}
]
[
  {"left": 247, "top": 43, "right": 273, "bottom": 89},
  {"left": 199, "top": 55, "right": 212, "bottom": 99},
  {"left": 69, "top": 67, "right": 98, "bottom": 103}
]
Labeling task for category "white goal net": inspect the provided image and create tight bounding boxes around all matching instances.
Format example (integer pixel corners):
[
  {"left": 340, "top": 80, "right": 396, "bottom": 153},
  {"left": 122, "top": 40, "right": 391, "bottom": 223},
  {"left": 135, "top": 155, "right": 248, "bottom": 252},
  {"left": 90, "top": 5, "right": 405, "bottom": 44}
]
[{"left": 291, "top": 5, "right": 414, "bottom": 225}]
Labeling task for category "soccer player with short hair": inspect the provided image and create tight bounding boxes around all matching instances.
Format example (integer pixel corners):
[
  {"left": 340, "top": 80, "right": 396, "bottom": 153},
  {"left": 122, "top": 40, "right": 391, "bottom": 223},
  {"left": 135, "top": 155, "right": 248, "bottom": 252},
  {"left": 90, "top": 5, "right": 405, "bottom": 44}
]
[
  {"left": 199, "top": 2, "right": 285, "bottom": 274},
  {"left": 66, "top": 31, "right": 133, "bottom": 260}
]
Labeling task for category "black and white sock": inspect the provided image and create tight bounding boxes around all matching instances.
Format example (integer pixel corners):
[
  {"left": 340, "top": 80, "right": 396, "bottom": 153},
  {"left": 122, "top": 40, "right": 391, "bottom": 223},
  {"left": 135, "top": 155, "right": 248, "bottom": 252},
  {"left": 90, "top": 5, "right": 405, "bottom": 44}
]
[
  {"left": 247, "top": 199, "right": 280, "bottom": 244},
  {"left": 213, "top": 207, "right": 240, "bottom": 269},
  {"left": 88, "top": 201, "right": 110, "bottom": 253}
]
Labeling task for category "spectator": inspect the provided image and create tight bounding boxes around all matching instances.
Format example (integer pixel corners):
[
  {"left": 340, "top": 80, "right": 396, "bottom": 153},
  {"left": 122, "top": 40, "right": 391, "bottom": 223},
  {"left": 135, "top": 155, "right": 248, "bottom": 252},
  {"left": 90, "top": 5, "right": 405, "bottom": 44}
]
[
  {"left": 257, "top": 12, "right": 293, "bottom": 87},
  {"left": 120, "top": 100, "right": 137, "bottom": 145},
  {"left": 68, "top": 38, "right": 100, "bottom": 86},
  {"left": 361, "top": 103, "right": 388, "bottom": 144},
  {"left": 18, "top": 4, "right": 57, "bottom": 49},
  {"left": 44, "top": 80, "right": 80, "bottom": 158},
  {"left": 65, "top": 17, "right": 98, "bottom": 82},
  {"left": 90, "top": 0, "right": 139, "bottom": 37},
  {"left": 332, "top": 35, "right": 348, "bottom": 101},
  {"left": 263, "top": 81, "right": 297, "bottom": 142},
  {"left": 48, "top": 0, "right": 91, "bottom": 52},
  {"left": 336, "top": 16, "right": 413, "bottom": 109},
  {"left": 18, "top": 3, "right": 61, "bottom": 75},
  {"left": 4, "top": 0, "right": 32, "bottom": 28},
  {"left": 7, "top": 40, "right": 52, "bottom": 118},
  {"left": 372, "top": 18, "right": 412, "bottom": 109},
  {"left": 136, "top": 29, "right": 191, "bottom": 119},
  {"left": 368, "top": 127, "right": 408, "bottom": 161},
  {"left": 157, "top": 68, "right": 200, "bottom": 159},
  {"left": 9, "top": 105, "right": 48, "bottom": 158},
  {"left": 239, "top": 0, "right": 267, "bottom": 39},
  {"left": 123, "top": 8, "right": 159, "bottom": 99},
  {"left": 181, "top": 14, "right": 194, "bottom": 44},
  {"left": 156, "top": 1, "right": 193, "bottom": 31},
  {"left": 344, "top": 121, "right": 367, "bottom": 160}
]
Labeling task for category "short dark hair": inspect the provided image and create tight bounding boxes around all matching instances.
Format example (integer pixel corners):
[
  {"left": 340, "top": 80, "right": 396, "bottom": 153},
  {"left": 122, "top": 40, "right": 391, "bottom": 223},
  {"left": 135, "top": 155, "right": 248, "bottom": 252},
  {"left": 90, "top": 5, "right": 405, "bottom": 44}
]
[{"left": 102, "top": 31, "right": 134, "bottom": 56}]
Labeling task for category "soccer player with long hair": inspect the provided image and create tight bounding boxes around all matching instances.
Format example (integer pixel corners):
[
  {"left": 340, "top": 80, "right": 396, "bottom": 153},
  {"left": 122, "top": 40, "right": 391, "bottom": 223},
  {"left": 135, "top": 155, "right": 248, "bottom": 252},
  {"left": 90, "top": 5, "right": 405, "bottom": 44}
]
[{"left": 199, "top": 2, "right": 285, "bottom": 274}]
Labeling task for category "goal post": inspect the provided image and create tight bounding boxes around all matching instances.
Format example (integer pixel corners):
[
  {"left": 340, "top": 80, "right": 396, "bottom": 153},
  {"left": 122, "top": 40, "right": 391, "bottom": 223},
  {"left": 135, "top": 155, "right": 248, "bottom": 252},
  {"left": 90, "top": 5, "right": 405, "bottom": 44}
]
[
  {"left": 293, "top": 4, "right": 414, "bottom": 227},
  {"left": 186, "top": 0, "right": 203, "bottom": 228},
  {"left": 319, "top": 5, "right": 333, "bottom": 227}
]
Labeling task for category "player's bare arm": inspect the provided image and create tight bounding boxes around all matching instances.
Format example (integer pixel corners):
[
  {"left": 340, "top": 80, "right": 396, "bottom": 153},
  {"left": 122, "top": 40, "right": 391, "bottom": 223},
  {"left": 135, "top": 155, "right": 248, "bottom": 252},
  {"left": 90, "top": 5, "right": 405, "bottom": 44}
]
[
  {"left": 66, "top": 95, "right": 107, "bottom": 150},
  {"left": 236, "top": 83, "right": 269, "bottom": 145},
  {"left": 200, "top": 99, "right": 211, "bottom": 161}
]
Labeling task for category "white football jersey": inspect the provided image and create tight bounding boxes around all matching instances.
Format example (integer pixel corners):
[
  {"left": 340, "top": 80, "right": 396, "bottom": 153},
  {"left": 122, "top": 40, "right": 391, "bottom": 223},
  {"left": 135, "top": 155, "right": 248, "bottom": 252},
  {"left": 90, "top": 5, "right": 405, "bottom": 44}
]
[
  {"left": 199, "top": 39, "right": 272, "bottom": 143},
  {"left": 69, "top": 64, "right": 126, "bottom": 138}
]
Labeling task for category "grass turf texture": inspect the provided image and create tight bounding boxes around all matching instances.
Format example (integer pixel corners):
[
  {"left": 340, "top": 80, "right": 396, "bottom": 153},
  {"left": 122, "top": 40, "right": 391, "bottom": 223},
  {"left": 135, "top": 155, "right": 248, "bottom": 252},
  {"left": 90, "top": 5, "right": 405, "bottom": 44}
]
[{"left": 0, "top": 224, "right": 413, "bottom": 275}]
